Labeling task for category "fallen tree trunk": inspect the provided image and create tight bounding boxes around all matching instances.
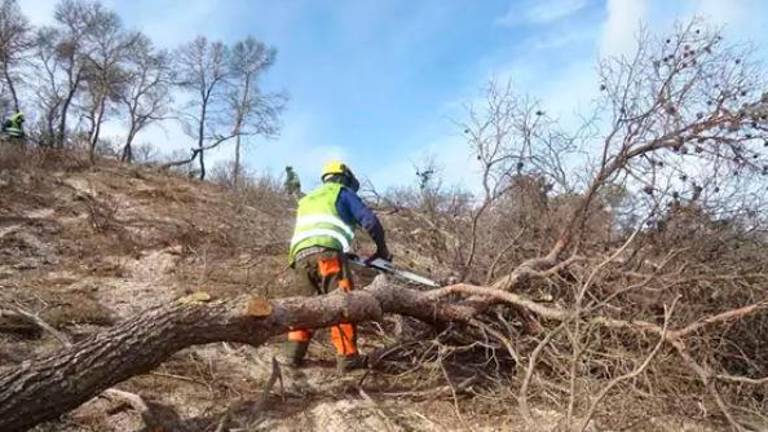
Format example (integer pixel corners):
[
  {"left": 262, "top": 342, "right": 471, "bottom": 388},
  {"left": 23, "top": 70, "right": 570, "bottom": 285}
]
[
  {"left": 0, "top": 278, "right": 482, "bottom": 432},
  {"left": 2, "top": 276, "right": 766, "bottom": 431}
]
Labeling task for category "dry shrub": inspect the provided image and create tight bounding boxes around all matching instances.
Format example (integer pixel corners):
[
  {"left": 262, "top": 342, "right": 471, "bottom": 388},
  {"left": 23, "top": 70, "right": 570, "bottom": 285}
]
[
  {"left": 0, "top": 144, "right": 91, "bottom": 173},
  {"left": 362, "top": 21, "right": 768, "bottom": 430},
  {"left": 0, "top": 140, "right": 25, "bottom": 170}
]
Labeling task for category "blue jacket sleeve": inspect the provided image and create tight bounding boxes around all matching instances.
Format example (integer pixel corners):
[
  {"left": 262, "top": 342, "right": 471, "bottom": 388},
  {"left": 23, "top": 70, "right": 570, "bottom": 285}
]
[{"left": 337, "top": 188, "right": 388, "bottom": 254}]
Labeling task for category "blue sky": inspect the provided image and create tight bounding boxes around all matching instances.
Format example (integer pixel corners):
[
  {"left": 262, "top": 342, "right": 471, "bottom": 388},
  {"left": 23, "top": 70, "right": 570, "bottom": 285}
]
[{"left": 19, "top": 0, "right": 768, "bottom": 190}]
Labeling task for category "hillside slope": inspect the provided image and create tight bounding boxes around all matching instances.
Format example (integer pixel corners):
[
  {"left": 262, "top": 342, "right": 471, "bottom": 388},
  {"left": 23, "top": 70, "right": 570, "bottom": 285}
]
[
  {"left": 1, "top": 158, "right": 733, "bottom": 432},
  {"left": 0, "top": 159, "right": 475, "bottom": 432}
]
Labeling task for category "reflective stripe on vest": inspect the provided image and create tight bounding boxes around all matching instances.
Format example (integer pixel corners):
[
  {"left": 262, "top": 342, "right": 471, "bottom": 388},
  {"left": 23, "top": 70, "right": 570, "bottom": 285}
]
[
  {"left": 290, "top": 228, "right": 351, "bottom": 252},
  {"left": 289, "top": 182, "right": 356, "bottom": 261},
  {"left": 294, "top": 214, "right": 354, "bottom": 238},
  {"left": 5, "top": 126, "right": 23, "bottom": 137}
]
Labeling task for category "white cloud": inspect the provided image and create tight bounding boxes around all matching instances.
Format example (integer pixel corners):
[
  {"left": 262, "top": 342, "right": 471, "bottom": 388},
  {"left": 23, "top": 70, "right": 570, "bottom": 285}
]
[
  {"left": 18, "top": 0, "right": 57, "bottom": 26},
  {"left": 527, "top": 25, "right": 597, "bottom": 50},
  {"left": 134, "top": 0, "right": 220, "bottom": 48},
  {"left": 599, "top": 0, "right": 648, "bottom": 58},
  {"left": 365, "top": 1, "right": 604, "bottom": 194},
  {"left": 497, "top": 0, "right": 588, "bottom": 27},
  {"left": 480, "top": 39, "right": 600, "bottom": 128},
  {"left": 695, "top": 0, "right": 748, "bottom": 28},
  {"left": 693, "top": 0, "right": 768, "bottom": 50}
]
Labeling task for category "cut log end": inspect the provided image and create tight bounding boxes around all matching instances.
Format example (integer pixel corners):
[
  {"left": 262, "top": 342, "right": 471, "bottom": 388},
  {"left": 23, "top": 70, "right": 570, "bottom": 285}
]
[{"left": 245, "top": 296, "right": 273, "bottom": 317}]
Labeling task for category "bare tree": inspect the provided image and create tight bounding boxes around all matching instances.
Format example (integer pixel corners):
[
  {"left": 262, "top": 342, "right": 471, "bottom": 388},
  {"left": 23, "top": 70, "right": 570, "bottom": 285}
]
[
  {"left": 458, "top": 81, "right": 580, "bottom": 281},
  {"left": 32, "top": 0, "right": 103, "bottom": 147},
  {"left": 119, "top": 34, "right": 170, "bottom": 163},
  {"left": 79, "top": 7, "right": 139, "bottom": 162},
  {"left": 0, "top": 0, "right": 32, "bottom": 113},
  {"left": 174, "top": 36, "right": 231, "bottom": 180},
  {"left": 227, "top": 36, "right": 284, "bottom": 187}
]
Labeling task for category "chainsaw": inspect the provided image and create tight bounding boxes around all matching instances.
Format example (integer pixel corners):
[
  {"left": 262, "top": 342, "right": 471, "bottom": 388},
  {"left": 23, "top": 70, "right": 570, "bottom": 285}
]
[{"left": 349, "top": 256, "right": 440, "bottom": 288}]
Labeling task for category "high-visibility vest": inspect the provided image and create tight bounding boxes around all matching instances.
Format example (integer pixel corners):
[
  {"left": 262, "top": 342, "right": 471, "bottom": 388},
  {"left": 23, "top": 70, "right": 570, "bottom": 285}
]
[
  {"left": 289, "top": 182, "right": 355, "bottom": 262},
  {"left": 5, "top": 114, "right": 23, "bottom": 138}
]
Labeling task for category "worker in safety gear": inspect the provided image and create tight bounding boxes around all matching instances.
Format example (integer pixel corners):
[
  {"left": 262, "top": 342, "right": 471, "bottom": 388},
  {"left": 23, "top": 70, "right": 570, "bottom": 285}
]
[
  {"left": 2, "top": 112, "right": 25, "bottom": 139},
  {"left": 284, "top": 165, "right": 302, "bottom": 198},
  {"left": 286, "top": 160, "right": 391, "bottom": 373}
]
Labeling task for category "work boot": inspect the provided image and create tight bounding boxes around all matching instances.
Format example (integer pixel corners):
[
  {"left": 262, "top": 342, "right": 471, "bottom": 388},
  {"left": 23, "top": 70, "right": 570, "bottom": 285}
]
[
  {"left": 284, "top": 341, "right": 309, "bottom": 368},
  {"left": 336, "top": 354, "right": 367, "bottom": 374}
]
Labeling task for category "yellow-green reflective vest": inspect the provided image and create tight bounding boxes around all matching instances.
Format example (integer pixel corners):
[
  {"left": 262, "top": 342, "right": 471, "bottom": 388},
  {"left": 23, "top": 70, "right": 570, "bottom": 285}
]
[
  {"left": 5, "top": 113, "right": 23, "bottom": 138},
  {"left": 289, "top": 182, "right": 354, "bottom": 263}
]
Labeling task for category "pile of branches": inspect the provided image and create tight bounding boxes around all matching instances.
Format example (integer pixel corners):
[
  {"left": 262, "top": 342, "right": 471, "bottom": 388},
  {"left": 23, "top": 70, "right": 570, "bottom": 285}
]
[{"left": 370, "top": 19, "right": 768, "bottom": 430}]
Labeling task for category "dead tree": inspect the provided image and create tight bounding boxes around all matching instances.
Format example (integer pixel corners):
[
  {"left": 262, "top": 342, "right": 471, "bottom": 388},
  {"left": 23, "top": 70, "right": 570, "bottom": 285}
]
[
  {"left": 173, "top": 36, "right": 230, "bottom": 180},
  {"left": 227, "top": 36, "right": 284, "bottom": 188},
  {"left": 0, "top": 0, "right": 33, "bottom": 113},
  {"left": 119, "top": 35, "right": 170, "bottom": 163},
  {"left": 80, "top": 10, "right": 140, "bottom": 163},
  {"left": 32, "top": 0, "right": 107, "bottom": 148},
  {"left": 457, "top": 81, "right": 581, "bottom": 282}
]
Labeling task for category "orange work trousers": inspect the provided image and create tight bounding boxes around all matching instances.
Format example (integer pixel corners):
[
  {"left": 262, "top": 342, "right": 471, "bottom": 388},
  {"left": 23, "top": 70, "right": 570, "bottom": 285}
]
[{"left": 289, "top": 250, "right": 358, "bottom": 356}]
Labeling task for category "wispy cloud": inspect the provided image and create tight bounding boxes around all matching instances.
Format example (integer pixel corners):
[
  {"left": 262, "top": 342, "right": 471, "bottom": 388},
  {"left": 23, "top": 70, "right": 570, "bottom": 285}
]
[
  {"left": 129, "top": 0, "right": 221, "bottom": 47},
  {"left": 18, "top": 0, "right": 57, "bottom": 26},
  {"left": 497, "top": 0, "right": 589, "bottom": 27},
  {"left": 599, "top": 0, "right": 648, "bottom": 58}
]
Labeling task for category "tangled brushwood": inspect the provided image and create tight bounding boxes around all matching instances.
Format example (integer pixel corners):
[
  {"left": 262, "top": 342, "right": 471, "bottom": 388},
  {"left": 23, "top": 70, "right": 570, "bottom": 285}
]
[
  {"left": 366, "top": 19, "right": 768, "bottom": 430},
  {"left": 1, "top": 18, "right": 768, "bottom": 432}
]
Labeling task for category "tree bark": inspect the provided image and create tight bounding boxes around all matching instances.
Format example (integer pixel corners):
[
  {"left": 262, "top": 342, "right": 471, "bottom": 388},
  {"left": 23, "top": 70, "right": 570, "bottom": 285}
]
[
  {"left": 121, "top": 130, "right": 135, "bottom": 163},
  {"left": 2, "top": 61, "right": 20, "bottom": 113},
  {"left": 199, "top": 146, "right": 206, "bottom": 180},
  {"left": 0, "top": 279, "right": 481, "bottom": 432},
  {"left": 121, "top": 103, "right": 139, "bottom": 162},
  {"left": 57, "top": 82, "right": 79, "bottom": 149},
  {"left": 197, "top": 94, "right": 208, "bottom": 180},
  {"left": 232, "top": 69, "right": 252, "bottom": 190},
  {"left": 88, "top": 95, "right": 107, "bottom": 164},
  {"left": 234, "top": 133, "right": 241, "bottom": 188}
]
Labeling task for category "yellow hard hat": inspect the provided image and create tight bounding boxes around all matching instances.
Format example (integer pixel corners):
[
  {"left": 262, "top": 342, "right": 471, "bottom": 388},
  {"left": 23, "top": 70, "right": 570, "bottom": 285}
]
[
  {"left": 321, "top": 160, "right": 360, "bottom": 191},
  {"left": 321, "top": 160, "right": 350, "bottom": 180}
]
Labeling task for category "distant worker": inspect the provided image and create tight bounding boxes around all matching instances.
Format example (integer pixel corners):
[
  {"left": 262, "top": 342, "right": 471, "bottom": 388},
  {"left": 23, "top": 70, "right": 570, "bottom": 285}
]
[
  {"left": 284, "top": 165, "right": 302, "bottom": 198},
  {"left": 2, "top": 111, "right": 25, "bottom": 140},
  {"left": 286, "top": 160, "right": 391, "bottom": 373}
]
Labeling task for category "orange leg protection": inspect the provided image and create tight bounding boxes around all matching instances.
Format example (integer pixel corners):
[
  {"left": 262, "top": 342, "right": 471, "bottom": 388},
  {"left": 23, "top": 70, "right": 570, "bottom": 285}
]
[
  {"left": 315, "top": 255, "right": 358, "bottom": 356},
  {"left": 288, "top": 328, "right": 312, "bottom": 342},
  {"left": 318, "top": 256, "right": 342, "bottom": 276},
  {"left": 338, "top": 277, "right": 353, "bottom": 292},
  {"left": 330, "top": 323, "right": 358, "bottom": 356}
]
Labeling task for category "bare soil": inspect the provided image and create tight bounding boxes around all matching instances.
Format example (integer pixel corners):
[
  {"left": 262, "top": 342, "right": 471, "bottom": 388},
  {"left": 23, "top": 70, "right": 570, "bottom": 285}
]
[{"left": 0, "top": 157, "right": 726, "bottom": 431}]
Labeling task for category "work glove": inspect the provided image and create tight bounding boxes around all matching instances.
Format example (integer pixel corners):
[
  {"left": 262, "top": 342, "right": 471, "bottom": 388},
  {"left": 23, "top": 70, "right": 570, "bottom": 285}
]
[
  {"left": 345, "top": 252, "right": 360, "bottom": 262},
  {"left": 366, "top": 247, "right": 392, "bottom": 264}
]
